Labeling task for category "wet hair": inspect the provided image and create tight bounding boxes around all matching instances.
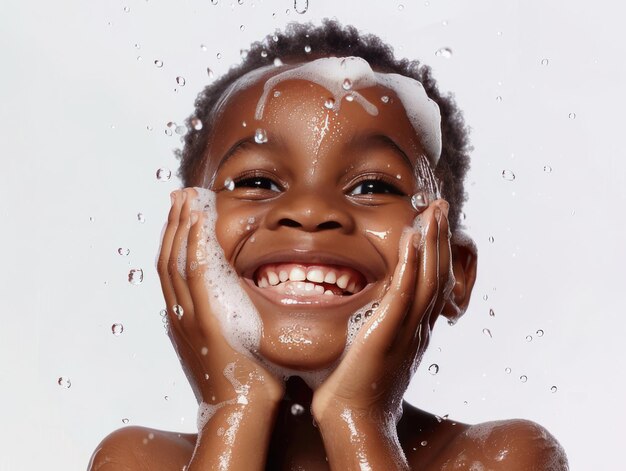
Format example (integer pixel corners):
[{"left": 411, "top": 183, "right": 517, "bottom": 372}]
[{"left": 176, "top": 18, "right": 472, "bottom": 232}]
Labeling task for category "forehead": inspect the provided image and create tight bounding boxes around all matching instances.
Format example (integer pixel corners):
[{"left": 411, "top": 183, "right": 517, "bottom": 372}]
[{"left": 202, "top": 57, "right": 441, "bottom": 183}]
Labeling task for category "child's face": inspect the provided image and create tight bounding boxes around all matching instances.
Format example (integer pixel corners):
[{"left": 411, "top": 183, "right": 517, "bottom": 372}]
[{"left": 196, "top": 61, "right": 436, "bottom": 371}]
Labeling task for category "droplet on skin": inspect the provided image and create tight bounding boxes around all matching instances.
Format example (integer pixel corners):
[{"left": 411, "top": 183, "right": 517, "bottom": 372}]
[
  {"left": 173, "top": 304, "right": 184, "bottom": 320},
  {"left": 117, "top": 248, "right": 130, "bottom": 256},
  {"left": 381, "top": 95, "right": 390, "bottom": 103},
  {"left": 304, "top": 45, "right": 311, "bottom": 54},
  {"left": 57, "top": 377, "right": 71, "bottom": 389},
  {"left": 520, "top": 375, "right": 528, "bottom": 383},
  {"left": 428, "top": 364, "right": 439, "bottom": 375},
  {"left": 154, "top": 60, "right": 163, "bottom": 68},
  {"left": 112, "top": 323, "right": 124, "bottom": 336},
  {"left": 273, "top": 57, "right": 283, "bottom": 67},
  {"left": 324, "top": 98, "right": 335, "bottom": 109},
  {"left": 435, "top": 47, "right": 452, "bottom": 58},
  {"left": 254, "top": 128, "right": 268, "bottom": 144},
  {"left": 273, "top": 90, "right": 281, "bottom": 97},
  {"left": 128, "top": 269, "right": 144, "bottom": 284},
  {"left": 156, "top": 168, "right": 172, "bottom": 181},
  {"left": 501, "top": 169, "right": 516, "bottom": 181},
  {"left": 342, "top": 78, "right": 352, "bottom": 90},
  {"left": 483, "top": 328, "right": 492, "bottom": 338},
  {"left": 176, "top": 76, "right": 186, "bottom": 86},
  {"left": 345, "top": 94, "right": 354, "bottom": 102},
  {"left": 420, "top": 440, "right": 428, "bottom": 446},
  {"left": 224, "top": 178, "right": 235, "bottom": 191},
  {"left": 291, "top": 403, "right": 305, "bottom": 416}
]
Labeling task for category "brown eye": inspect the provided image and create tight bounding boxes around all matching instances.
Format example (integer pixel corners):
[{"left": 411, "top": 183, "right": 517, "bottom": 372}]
[
  {"left": 349, "top": 179, "right": 403, "bottom": 196},
  {"left": 236, "top": 176, "right": 281, "bottom": 192}
]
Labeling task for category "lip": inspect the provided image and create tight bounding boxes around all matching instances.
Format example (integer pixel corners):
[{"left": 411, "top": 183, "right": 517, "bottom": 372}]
[
  {"left": 239, "top": 249, "right": 378, "bottom": 284},
  {"left": 243, "top": 276, "right": 376, "bottom": 308}
]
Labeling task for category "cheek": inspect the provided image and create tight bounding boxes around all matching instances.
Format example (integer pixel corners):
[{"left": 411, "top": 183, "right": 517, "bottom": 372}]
[{"left": 214, "top": 196, "right": 264, "bottom": 259}]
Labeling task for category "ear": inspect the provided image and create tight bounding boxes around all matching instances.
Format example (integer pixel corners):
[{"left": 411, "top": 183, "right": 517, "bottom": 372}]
[{"left": 440, "top": 231, "right": 478, "bottom": 324}]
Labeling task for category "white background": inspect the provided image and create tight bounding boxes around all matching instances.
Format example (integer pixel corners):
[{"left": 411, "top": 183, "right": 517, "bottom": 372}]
[{"left": 1, "top": 0, "right": 624, "bottom": 469}]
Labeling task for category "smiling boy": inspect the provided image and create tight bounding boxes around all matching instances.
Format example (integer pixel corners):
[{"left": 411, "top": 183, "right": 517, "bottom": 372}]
[{"left": 88, "top": 20, "right": 568, "bottom": 471}]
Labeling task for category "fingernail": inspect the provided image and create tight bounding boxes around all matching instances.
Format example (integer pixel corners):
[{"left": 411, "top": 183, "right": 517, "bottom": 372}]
[
  {"left": 435, "top": 207, "right": 442, "bottom": 223},
  {"left": 190, "top": 211, "right": 199, "bottom": 225}
]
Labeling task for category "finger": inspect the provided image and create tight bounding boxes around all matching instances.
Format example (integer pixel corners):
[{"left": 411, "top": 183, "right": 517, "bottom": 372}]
[
  {"left": 359, "top": 227, "right": 420, "bottom": 352},
  {"left": 169, "top": 189, "right": 196, "bottom": 328}
]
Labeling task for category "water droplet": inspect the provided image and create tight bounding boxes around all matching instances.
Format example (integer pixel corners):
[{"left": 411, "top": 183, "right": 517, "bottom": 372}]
[
  {"left": 543, "top": 165, "right": 552, "bottom": 173},
  {"left": 254, "top": 128, "right": 268, "bottom": 144},
  {"left": 165, "top": 128, "right": 172, "bottom": 136},
  {"left": 435, "top": 47, "right": 452, "bottom": 58},
  {"left": 568, "top": 112, "right": 576, "bottom": 119},
  {"left": 550, "top": 385, "right": 558, "bottom": 393},
  {"left": 353, "top": 313, "right": 362, "bottom": 322},
  {"left": 207, "top": 68, "right": 214, "bottom": 78},
  {"left": 122, "top": 418, "right": 130, "bottom": 424},
  {"left": 398, "top": 3, "right": 405, "bottom": 10},
  {"left": 137, "top": 213, "right": 145, "bottom": 223},
  {"left": 112, "top": 323, "right": 124, "bottom": 336},
  {"left": 128, "top": 269, "right": 144, "bottom": 284},
  {"left": 345, "top": 94, "right": 354, "bottom": 102},
  {"left": 411, "top": 193, "right": 428, "bottom": 210},
  {"left": 239, "top": 24, "right": 245, "bottom": 31},
  {"left": 242, "top": 121, "right": 247, "bottom": 127},
  {"left": 324, "top": 98, "right": 335, "bottom": 109},
  {"left": 134, "top": 43, "right": 141, "bottom": 50},
  {"left": 117, "top": 247, "right": 130, "bottom": 256},
  {"left": 488, "top": 236, "right": 495, "bottom": 243},
  {"left": 123, "top": 6, "right": 130, "bottom": 13},
  {"left": 536, "top": 329, "right": 544, "bottom": 337},
  {"left": 520, "top": 375, "right": 528, "bottom": 383},
  {"left": 483, "top": 294, "right": 488, "bottom": 301},
  {"left": 364, "top": 309, "right": 373, "bottom": 318},
  {"left": 495, "top": 96, "right": 503, "bottom": 102},
  {"left": 273, "top": 57, "right": 284, "bottom": 67},
  {"left": 156, "top": 168, "right": 172, "bottom": 181},
  {"left": 159, "top": 309, "right": 167, "bottom": 317},
  {"left": 176, "top": 76, "right": 186, "bottom": 86},
  {"left": 291, "top": 403, "right": 305, "bottom": 415},
  {"left": 200, "top": 44, "right": 207, "bottom": 51},
  {"left": 342, "top": 78, "right": 352, "bottom": 90},
  {"left": 88, "top": 216, "right": 95, "bottom": 222},
  {"left": 154, "top": 60, "right": 163, "bottom": 68},
  {"left": 211, "top": 0, "right": 218, "bottom": 4},
  {"left": 483, "top": 328, "right": 492, "bottom": 338},
  {"left": 442, "top": 20, "right": 448, "bottom": 26},
  {"left": 304, "top": 45, "right": 312, "bottom": 54},
  {"left": 428, "top": 364, "right": 439, "bottom": 375},
  {"left": 175, "top": 125, "right": 187, "bottom": 135},
  {"left": 526, "top": 335, "right": 533, "bottom": 342},
  {"left": 420, "top": 440, "right": 428, "bottom": 446},
  {"left": 505, "top": 367, "right": 511, "bottom": 374},
  {"left": 216, "top": 52, "right": 222, "bottom": 60},
  {"left": 173, "top": 304, "right": 184, "bottom": 320},
  {"left": 57, "top": 376, "right": 71, "bottom": 388},
  {"left": 224, "top": 178, "right": 235, "bottom": 191},
  {"left": 294, "top": 0, "right": 308, "bottom": 14},
  {"left": 541, "top": 58, "right": 549, "bottom": 66},
  {"left": 273, "top": 90, "right": 281, "bottom": 98},
  {"left": 381, "top": 95, "right": 390, "bottom": 104},
  {"left": 501, "top": 169, "right": 516, "bottom": 181},
  {"left": 191, "top": 118, "right": 203, "bottom": 130},
  {"left": 489, "top": 308, "right": 495, "bottom": 317}
]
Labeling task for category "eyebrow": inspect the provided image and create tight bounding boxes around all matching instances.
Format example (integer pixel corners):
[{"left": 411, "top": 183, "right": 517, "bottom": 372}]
[
  {"left": 215, "top": 134, "right": 287, "bottom": 171},
  {"left": 345, "top": 133, "right": 414, "bottom": 169}
]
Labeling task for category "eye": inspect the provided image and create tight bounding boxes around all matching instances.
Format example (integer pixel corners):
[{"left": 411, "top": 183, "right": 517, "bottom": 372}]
[
  {"left": 349, "top": 178, "right": 404, "bottom": 196},
  {"left": 235, "top": 176, "right": 281, "bottom": 192}
]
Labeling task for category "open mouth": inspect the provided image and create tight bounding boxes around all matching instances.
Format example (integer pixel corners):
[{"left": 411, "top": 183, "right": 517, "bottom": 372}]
[{"left": 253, "top": 263, "right": 367, "bottom": 297}]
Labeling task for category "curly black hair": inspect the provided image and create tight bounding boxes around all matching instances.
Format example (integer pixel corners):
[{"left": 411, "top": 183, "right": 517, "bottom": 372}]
[{"left": 176, "top": 18, "right": 472, "bottom": 232}]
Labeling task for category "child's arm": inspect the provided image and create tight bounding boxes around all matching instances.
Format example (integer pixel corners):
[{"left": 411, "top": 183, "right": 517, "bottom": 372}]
[
  {"left": 156, "top": 189, "right": 284, "bottom": 470},
  {"left": 312, "top": 202, "right": 453, "bottom": 471}
]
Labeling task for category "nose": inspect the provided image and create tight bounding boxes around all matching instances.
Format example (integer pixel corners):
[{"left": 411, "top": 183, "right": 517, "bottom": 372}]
[{"left": 265, "top": 191, "right": 356, "bottom": 233}]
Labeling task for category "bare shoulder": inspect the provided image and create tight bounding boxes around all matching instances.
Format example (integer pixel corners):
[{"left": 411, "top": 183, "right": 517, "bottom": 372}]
[
  {"left": 87, "top": 426, "right": 197, "bottom": 471},
  {"left": 428, "top": 418, "right": 569, "bottom": 471}
]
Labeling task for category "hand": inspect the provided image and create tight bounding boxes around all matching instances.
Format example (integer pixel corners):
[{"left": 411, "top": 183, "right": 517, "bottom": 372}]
[
  {"left": 311, "top": 200, "right": 454, "bottom": 422},
  {"left": 156, "top": 188, "right": 284, "bottom": 412}
]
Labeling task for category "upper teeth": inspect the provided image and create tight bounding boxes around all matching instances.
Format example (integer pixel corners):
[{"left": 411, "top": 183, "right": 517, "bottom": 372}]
[{"left": 255, "top": 263, "right": 365, "bottom": 295}]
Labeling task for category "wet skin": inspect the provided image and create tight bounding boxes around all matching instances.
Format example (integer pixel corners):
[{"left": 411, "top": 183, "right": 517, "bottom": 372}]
[{"left": 89, "top": 60, "right": 569, "bottom": 470}]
